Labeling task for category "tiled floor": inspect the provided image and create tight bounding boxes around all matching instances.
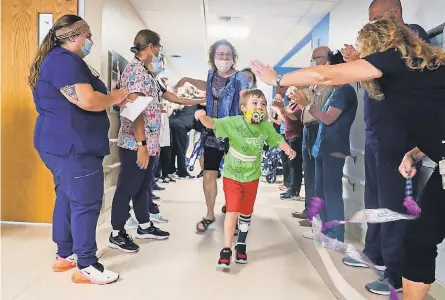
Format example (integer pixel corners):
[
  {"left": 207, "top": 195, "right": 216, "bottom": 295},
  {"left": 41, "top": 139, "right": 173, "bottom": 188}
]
[{"left": 1, "top": 177, "right": 437, "bottom": 300}]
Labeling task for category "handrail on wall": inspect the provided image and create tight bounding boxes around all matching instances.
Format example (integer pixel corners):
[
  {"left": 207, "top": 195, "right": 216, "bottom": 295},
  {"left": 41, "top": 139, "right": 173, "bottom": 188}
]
[
  {"left": 343, "top": 173, "right": 366, "bottom": 192},
  {"left": 349, "top": 148, "right": 365, "bottom": 164}
]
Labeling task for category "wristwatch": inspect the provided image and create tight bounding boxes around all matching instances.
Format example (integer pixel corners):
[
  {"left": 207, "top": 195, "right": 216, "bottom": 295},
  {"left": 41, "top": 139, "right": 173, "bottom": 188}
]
[
  {"left": 275, "top": 74, "right": 283, "bottom": 87},
  {"left": 136, "top": 140, "right": 147, "bottom": 146}
]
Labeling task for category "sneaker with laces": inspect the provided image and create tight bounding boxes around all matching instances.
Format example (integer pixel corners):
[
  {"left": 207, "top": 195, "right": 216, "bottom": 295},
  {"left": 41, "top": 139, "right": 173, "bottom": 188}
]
[
  {"left": 235, "top": 244, "right": 247, "bottom": 264},
  {"left": 342, "top": 256, "right": 386, "bottom": 271},
  {"left": 160, "top": 177, "right": 170, "bottom": 184},
  {"left": 72, "top": 262, "right": 119, "bottom": 285},
  {"left": 281, "top": 192, "right": 300, "bottom": 200},
  {"left": 217, "top": 248, "right": 232, "bottom": 269},
  {"left": 365, "top": 276, "right": 403, "bottom": 296},
  {"left": 136, "top": 222, "right": 170, "bottom": 240},
  {"left": 52, "top": 254, "right": 77, "bottom": 272},
  {"left": 150, "top": 213, "right": 169, "bottom": 223},
  {"left": 178, "top": 173, "right": 196, "bottom": 179},
  {"left": 108, "top": 230, "right": 140, "bottom": 253},
  {"left": 125, "top": 217, "right": 139, "bottom": 229}
]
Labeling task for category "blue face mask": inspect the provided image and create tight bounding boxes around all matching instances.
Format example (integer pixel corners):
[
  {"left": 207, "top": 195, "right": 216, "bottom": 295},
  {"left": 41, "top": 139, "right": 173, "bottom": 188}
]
[
  {"left": 79, "top": 38, "right": 93, "bottom": 57},
  {"left": 150, "top": 48, "right": 163, "bottom": 74},
  {"left": 151, "top": 61, "right": 164, "bottom": 74},
  {"left": 248, "top": 82, "right": 254, "bottom": 89}
]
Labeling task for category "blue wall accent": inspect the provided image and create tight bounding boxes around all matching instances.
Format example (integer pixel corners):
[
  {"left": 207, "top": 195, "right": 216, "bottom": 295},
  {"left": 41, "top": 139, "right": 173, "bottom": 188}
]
[
  {"left": 275, "top": 67, "right": 300, "bottom": 74},
  {"left": 274, "top": 13, "right": 330, "bottom": 68},
  {"left": 270, "top": 13, "right": 330, "bottom": 98}
]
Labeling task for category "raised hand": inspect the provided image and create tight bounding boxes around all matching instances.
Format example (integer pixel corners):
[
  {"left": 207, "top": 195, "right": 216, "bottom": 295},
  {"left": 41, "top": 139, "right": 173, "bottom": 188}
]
[{"left": 250, "top": 60, "right": 278, "bottom": 86}]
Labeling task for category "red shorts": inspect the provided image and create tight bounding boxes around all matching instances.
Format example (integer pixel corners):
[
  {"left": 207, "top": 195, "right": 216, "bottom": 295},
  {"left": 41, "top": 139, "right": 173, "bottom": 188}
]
[{"left": 223, "top": 177, "right": 259, "bottom": 215}]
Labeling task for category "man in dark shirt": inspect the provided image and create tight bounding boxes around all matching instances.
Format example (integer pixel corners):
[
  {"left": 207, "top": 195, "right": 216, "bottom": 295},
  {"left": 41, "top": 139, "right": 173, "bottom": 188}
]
[{"left": 340, "top": 0, "right": 431, "bottom": 296}]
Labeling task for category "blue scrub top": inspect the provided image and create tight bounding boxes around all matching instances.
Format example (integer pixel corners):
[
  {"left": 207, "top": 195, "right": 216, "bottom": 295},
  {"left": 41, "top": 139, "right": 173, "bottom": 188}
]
[
  {"left": 312, "top": 84, "right": 358, "bottom": 158},
  {"left": 33, "top": 47, "right": 110, "bottom": 157}
]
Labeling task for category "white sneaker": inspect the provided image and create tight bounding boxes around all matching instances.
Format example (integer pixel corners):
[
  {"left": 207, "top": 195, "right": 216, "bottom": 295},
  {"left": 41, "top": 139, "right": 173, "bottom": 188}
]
[
  {"left": 72, "top": 263, "right": 119, "bottom": 285},
  {"left": 303, "top": 230, "right": 315, "bottom": 240},
  {"left": 150, "top": 213, "right": 169, "bottom": 223},
  {"left": 52, "top": 254, "right": 77, "bottom": 272},
  {"left": 125, "top": 217, "right": 139, "bottom": 229}
]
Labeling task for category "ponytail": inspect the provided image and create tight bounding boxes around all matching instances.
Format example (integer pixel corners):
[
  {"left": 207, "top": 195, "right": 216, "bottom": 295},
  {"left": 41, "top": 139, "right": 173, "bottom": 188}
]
[
  {"left": 28, "top": 30, "right": 58, "bottom": 89},
  {"left": 28, "top": 14, "right": 85, "bottom": 90}
]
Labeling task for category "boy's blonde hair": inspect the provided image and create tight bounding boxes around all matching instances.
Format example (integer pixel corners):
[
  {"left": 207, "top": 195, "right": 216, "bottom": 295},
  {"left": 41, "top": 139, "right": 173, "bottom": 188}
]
[{"left": 239, "top": 88, "right": 266, "bottom": 110}]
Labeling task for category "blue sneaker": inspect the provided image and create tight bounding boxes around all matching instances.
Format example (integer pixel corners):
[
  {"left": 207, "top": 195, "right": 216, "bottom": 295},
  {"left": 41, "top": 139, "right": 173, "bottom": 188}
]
[
  {"left": 342, "top": 256, "right": 386, "bottom": 271},
  {"left": 365, "top": 276, "right": 402, "bottom": 296}
]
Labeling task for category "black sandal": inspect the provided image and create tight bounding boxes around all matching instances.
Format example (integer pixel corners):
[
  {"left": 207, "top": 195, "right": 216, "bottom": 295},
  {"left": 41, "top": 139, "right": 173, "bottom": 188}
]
[{"left": 196, "top": 218, "right": 215, "bottom": 233}]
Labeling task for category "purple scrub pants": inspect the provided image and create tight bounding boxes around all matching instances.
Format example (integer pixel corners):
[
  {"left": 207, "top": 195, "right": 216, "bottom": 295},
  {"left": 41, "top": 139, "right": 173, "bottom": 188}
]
[{"left": 38, "top": 149, "right": 103, "bottom": 267}]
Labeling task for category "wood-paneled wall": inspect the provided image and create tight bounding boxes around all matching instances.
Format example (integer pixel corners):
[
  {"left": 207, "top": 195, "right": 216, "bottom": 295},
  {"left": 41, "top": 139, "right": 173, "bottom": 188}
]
[{"left": 1, "top": 0, "right": 77, "bottom": 222}]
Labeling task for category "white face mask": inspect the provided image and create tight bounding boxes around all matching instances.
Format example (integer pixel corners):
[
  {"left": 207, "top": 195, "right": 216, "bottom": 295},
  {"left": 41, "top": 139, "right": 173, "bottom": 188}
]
[
  {"left": 310, "top": 60, "right": 317, "bottom": 67},
  {"left": 215, "top": 59, "right": 234, "bottom": 72}
]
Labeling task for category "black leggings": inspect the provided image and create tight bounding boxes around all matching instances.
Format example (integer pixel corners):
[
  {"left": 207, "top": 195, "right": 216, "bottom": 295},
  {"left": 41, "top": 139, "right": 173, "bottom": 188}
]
[
  {"left": 157, "top": 146, "right": 171, "bottom": 178},
  {"left": 403, "top": 169, "right": 445, "bottom": 284}
]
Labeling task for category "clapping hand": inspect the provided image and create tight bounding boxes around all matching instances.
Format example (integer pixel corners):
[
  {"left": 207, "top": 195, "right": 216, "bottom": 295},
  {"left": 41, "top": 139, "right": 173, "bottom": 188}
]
[
  {"left": 341, "top": 44, "right": 360, "bottom": 62},
  {"left": 289, "top": 88, "right": 309, "bottom": 106},
  {"left": 273, "top": 94, "right": 285, "bottom": 109}
]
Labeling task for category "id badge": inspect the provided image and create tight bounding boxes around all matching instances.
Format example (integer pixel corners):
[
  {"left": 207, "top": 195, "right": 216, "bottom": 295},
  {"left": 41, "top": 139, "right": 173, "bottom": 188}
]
[{"left": 439, "top": 158, "right": 445, "bottom": 189}]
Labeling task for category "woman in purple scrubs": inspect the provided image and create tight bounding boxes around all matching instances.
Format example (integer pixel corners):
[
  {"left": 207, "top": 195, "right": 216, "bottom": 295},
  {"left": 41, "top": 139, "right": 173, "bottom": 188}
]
[{"left": 28, "top": 15, "right": 128, "bottom": 285}]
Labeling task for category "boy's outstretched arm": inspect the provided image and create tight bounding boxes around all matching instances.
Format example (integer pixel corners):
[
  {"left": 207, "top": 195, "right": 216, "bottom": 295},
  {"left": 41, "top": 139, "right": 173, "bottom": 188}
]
[
  {"left": 195, "top": 109, "right": 215, "bottom": 129},
  {"left": 278, "top": 141, "right": 296, "bottom": 160}
]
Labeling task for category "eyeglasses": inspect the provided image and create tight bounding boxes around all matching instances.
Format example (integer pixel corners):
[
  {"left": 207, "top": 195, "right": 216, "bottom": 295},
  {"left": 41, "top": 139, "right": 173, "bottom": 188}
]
[
  {"left": 156, "top": 44, "right": 163, "bottom": 52},
  {"left": 215, "top": 52, "right": 233, "bottom": 59},
  {"left": 311, "top": 56, "right": 326, "bottom": 61}
]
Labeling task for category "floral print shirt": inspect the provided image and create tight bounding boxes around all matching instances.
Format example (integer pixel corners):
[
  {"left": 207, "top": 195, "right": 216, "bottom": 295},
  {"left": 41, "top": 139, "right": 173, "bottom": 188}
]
[{"left": 118, "top": 58, "right": 165, "bottom": 156}]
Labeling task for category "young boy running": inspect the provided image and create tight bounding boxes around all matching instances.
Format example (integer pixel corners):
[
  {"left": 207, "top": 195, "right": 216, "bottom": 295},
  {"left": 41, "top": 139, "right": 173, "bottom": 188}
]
[{"left": 195, "top": 89, "right": 296, "bottom": 269}]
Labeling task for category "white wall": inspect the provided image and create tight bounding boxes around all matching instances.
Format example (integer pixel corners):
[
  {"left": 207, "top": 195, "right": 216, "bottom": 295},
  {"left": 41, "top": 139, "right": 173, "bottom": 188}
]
[
  {"left": 101, "top": 0, "right": 147, "bottom": 86},
  {"left": 329, "top": 0, "right": 445, "bottom": 287}
]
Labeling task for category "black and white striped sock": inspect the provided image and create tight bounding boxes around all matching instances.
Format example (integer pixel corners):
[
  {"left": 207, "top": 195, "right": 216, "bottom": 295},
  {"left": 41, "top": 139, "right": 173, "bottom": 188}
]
[{"left": 237, "top": 215, "right": 252, "bottom": 245}]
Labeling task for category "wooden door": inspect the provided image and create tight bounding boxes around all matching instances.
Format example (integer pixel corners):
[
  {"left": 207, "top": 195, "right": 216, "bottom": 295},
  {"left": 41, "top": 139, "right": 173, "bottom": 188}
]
[{"left": 1, "top": 0, "right": 78, "bottom": 222}]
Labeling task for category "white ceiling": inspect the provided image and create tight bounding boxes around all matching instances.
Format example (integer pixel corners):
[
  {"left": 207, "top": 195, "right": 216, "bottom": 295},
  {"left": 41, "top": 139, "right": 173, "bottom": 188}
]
[{"left": 130, "top": 0, "right": 341, "bottom": 81}]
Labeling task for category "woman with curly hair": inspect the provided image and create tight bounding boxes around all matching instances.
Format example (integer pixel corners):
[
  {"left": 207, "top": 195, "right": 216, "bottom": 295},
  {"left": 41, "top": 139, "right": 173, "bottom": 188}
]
[{"left": 252, "top": 19, "right": 445, "bottom": 300}]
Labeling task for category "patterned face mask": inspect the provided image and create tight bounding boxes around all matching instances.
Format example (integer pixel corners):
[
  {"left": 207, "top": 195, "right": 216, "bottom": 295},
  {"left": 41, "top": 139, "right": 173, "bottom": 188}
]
[{"left": 244, "top": 109, "right": 266, "bottom": 124}]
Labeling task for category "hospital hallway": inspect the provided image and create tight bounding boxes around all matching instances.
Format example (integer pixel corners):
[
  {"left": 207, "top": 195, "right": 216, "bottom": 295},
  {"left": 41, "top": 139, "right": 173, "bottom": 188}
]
[{"left": 1, "top": 176, "right": 437, "bottom": 300}]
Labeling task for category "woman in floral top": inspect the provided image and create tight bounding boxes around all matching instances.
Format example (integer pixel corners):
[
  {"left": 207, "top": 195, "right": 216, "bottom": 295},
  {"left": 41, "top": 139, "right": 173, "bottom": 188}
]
[{"left": 109, "top": 29, "right": 205, "bottom": 254}]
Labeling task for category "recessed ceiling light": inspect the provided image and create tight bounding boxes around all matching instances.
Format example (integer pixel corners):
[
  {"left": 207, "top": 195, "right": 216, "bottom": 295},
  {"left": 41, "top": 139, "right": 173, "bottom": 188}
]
[
  {"left": 171, "top": 55, "right": 182, "bottom": 58},
  {"left": 208, "top": 24, "right": 250, "bottom": 39}
]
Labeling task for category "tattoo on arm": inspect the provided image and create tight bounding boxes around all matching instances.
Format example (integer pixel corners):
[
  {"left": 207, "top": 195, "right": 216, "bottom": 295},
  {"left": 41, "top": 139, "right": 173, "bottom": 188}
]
[{"left": 60, "top": 85, "right": 78, "bottom": 101}]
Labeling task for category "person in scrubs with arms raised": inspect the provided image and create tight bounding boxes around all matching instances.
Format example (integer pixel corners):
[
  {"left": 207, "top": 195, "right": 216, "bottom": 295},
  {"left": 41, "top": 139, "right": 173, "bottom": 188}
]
[{"left": 28, "top": 15, "right": 128, "bottom": 284}]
